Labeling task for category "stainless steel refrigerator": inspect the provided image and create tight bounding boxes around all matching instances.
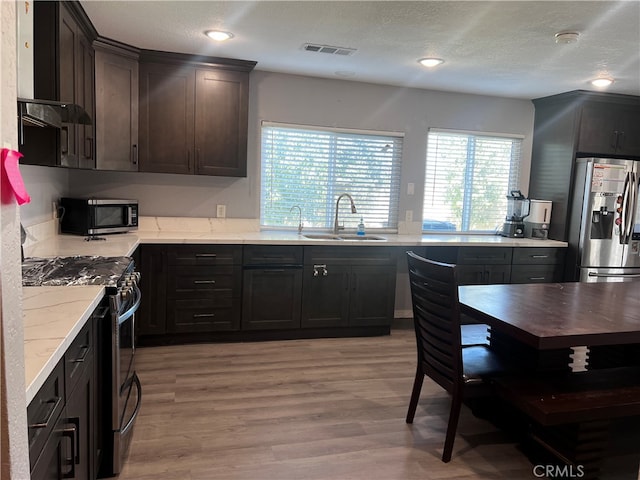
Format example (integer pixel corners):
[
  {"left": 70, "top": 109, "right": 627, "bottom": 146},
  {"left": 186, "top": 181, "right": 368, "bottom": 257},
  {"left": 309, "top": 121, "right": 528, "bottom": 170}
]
[{"left": 567, "top": 157, "right": 640, "bottom": 282}]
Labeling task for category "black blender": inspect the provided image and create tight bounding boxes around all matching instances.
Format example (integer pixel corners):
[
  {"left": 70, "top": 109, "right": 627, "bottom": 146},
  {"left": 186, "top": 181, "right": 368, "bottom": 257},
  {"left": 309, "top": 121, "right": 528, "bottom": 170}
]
[{"left": 500, "top": 190, "right": 530, "bottom": 237}]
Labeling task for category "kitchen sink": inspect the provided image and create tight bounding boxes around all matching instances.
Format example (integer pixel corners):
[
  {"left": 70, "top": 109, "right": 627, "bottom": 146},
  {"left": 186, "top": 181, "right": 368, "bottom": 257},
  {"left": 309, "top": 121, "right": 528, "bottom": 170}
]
[
  {"left": 338, "top": 234, "right": 386, "bottom": 241},
  {"left": 303, "top": 234, "right": 342, "bottom": 240},
  {"left": 302, "top": 233, "right": 386, "bottom": 241}
]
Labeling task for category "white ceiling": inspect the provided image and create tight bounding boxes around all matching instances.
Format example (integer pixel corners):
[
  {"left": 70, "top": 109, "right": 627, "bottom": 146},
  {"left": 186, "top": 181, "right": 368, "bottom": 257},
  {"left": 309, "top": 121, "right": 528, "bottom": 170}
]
[{"left": 80, "top": 1, "right": 640, "bottom": 100}]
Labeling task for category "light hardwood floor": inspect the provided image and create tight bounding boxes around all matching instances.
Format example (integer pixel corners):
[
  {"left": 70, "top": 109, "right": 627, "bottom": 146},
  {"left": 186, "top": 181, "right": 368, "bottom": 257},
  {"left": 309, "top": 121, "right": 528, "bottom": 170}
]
[{"left": 118, "top": 328, "right": 536, "bottom": 479}]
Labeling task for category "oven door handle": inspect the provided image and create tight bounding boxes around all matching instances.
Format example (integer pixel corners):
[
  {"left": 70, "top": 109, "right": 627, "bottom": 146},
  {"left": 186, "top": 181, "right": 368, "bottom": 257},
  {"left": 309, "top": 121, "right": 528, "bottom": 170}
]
[
  {"left": 121, "top": 372, "right": 142, "bottom": 435},
  {"left": 117, "top": 284, "right": 141, "bottom": 325}
]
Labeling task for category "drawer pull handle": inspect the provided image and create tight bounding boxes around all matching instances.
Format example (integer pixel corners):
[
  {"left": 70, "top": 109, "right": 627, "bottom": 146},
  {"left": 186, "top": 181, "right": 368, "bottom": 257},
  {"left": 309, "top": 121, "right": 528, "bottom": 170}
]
[
  {"left": 195, "top": 253, "right": 217, "bottom": 258},
  {"left": 193, "top": 313, "right": 215, "bottom": 318},
  {"left": 70, "top": 345, "right": 90, "bottom": 363},
  {"left": 194, "top": 280, "right": 216, "bottom": 284},
  {"left": 61, "top": 423, "right": 77, "bottom": 478},
  {"left": 531, "top": 255, "right": 549, "bottom": 259},
  {"left": 529, "top": 277, "right": 546, "bottom": 280},
  {"left": 29, "top": 396, "right": 63, "bottom": 429}
]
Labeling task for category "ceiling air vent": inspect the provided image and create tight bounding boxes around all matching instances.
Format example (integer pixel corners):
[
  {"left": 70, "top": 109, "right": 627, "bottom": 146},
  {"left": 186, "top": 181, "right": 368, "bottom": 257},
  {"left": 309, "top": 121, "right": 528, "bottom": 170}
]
[{"left": 303, "top": 43, "right": 357, "bottom": 56}]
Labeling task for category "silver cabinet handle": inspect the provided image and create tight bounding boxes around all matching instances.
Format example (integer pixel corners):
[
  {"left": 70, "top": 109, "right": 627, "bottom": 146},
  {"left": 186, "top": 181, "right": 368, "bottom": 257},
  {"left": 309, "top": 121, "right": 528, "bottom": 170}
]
[
  {"left": 29, "top": 396, "right": 63, "bottom": 429},
  {"left": 195, "top": 253, "right": 217, "bottom": 258},
  {"left": 193, "top": 313, "right": 216, "bottom": 318},
  {"left": 313, "top": 264, "right": 328, "bottom": 276},
  {"left": 194, "top": 280, "right": 216, "bottom": 284}
]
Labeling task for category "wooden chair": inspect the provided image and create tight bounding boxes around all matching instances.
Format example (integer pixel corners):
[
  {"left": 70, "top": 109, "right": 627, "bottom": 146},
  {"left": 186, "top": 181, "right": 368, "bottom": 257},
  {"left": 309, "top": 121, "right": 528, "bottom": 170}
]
[{"left": 405, "top": 251, "right": 509, "bottom": 462}]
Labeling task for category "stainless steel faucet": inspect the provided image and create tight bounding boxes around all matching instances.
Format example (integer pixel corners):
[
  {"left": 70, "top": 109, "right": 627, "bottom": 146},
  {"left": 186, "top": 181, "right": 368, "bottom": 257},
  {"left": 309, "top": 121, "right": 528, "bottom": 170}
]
[
  {"left": 290, "top": 205, "right": 303, "bottom": 234},
  {"left": 333, "top": 193, "right": 357, "bottom": 234}
]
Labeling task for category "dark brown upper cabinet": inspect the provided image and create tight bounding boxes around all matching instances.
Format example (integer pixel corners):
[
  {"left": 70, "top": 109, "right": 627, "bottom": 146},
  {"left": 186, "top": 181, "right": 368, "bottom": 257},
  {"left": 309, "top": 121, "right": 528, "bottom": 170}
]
[
  {"left": 138, "top": 51, "right": 256, "bottom": 177},
  {"left": 30, "top": 1, "right": 97, "bottom": 169},
  {"left": 94, "top": 38, "right": 139, "bottom": 171},
  {"left": 529, "top": 90, "right": 640, "bottom": 241}
]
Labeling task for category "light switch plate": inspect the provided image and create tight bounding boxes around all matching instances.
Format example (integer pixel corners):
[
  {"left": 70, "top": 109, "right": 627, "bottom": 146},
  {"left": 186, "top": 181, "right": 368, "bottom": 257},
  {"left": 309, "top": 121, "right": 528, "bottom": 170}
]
[
  {"left": 407, "top": 183, "right": 415, "bottom": 195},
  {"left": 405, "top": 210, "right": 413, "bottom": 222},
  {"left": 216, "top": 204, "right": 226, "bottom": 218}
]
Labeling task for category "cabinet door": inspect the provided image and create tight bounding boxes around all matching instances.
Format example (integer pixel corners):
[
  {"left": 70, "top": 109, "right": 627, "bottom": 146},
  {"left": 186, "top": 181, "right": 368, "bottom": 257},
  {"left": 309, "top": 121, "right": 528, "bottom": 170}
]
[
  {"left": 95, "top": 46, "right": 139, "bottom": 171},
  {"left": 349, "top": 265, "right": 396, "bottom": 326},
  {"left": 615, "top": 105, "right": 640, "bottom": 156},
  {"left": 30, "top": 422, "right": 68, "bottom": 480},
  {"left": 457, "top": 264, "right": 511, "bottom": 285},
  {"left": 139, "top": 62, "right": 195, "bottom": 173},
  {"left": 301, "top": 264, "right": 350, "bottom": 328},
  {"left": 65, "top": 357, "right": 95, "bottom": 480},
  {"left": 485, "top": 264, "right": 511, "bottom": 284},
  {"left": 137, "top": 245, "right": 167, "bottom": 336},
  {"left": 578, "top": 103, "right": 619, "bottom": 156},
  {"left": 77, "top": 34, "right": 95, "bottom": 169},
  {"left": 242, "top": 268, "right": 302, "bottom": 330},
  {"left": 194, "top": 69, "right": 249, "bottom": 176},
  {"left": 59, "top": 6, "right": 78, "bottom": 167}
]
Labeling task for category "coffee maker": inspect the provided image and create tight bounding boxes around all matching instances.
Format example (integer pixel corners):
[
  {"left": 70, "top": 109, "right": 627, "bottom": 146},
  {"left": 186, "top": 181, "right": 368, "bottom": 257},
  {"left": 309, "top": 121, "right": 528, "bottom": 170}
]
[
  {"left": 524, "top": 200, "right": 552, "bottom": 239},
  {"left": 500, "top": 190, "right": 530, "bottom": 238}
]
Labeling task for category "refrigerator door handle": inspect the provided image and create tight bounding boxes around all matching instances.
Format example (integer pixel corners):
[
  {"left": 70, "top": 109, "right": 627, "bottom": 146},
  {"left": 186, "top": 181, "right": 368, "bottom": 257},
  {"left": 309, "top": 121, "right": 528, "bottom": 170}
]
[
  {"left": 620, "top": 171, "right": 635, "bottom": 243},
  {"left": 588, "top": 271, "right": 640, "bottom": 279}
]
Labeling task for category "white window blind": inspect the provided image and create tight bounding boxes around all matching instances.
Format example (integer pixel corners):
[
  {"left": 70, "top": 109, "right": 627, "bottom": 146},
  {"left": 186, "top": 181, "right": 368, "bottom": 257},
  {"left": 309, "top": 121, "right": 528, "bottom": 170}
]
[
  {"left": 261, "top": 123, "right": 403, "bottom": 230},
  {"left": 423, "top": 129, "right": 523, "bottom": 232}
]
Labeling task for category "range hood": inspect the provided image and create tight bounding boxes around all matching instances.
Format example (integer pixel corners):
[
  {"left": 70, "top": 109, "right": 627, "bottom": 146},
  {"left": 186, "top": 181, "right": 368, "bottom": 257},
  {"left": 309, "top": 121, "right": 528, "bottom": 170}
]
[
  {"left": 16, "top": 4, "right": 91, "bottom": 132},
  {"left": 17, "top": 98, "right": 92, "bottom": 129}
]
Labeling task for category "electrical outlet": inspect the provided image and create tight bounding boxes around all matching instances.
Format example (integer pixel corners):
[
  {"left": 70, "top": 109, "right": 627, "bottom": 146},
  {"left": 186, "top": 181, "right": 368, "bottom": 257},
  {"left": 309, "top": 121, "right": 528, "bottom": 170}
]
[
  {"left": 405, "top": 210, "right": 413, "bottom": 222},
  {"left": 216, "top": 204, "right": 226, "bottom": 218},
  {"left": 407, "top": 183, "right": 415, "bottom": 195}
]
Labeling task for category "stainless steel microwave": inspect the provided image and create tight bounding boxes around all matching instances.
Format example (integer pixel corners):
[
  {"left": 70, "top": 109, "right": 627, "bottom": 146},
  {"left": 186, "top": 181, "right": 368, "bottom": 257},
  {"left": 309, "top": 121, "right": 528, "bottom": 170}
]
[{"left": 59, "top": 198, "right": 138, "bottom": 235}]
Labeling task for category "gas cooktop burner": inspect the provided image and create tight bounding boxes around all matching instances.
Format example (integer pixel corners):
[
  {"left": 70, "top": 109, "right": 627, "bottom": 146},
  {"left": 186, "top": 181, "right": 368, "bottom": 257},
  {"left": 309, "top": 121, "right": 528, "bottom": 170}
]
[{"left": 22, "top": 255, "right": 133, "bottom": 287}]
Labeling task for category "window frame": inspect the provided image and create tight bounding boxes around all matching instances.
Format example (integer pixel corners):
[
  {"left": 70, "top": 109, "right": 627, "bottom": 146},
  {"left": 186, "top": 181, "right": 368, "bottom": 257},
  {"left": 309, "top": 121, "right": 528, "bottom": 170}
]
[
  {"left": 422, "top": 128, "right": 525, "bottom": 234},
  {"left": 260, "top": 121, "right": 404, "bottom": 232}
]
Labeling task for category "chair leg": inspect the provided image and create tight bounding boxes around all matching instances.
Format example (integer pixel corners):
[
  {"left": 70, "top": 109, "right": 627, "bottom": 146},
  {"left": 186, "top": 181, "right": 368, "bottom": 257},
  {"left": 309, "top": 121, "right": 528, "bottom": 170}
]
[
  {"left": 442, "top": 393, "right": 463, "bottom": 463},
  {"left": 406, "top": 368, "right": 424, "bottom": 424}
]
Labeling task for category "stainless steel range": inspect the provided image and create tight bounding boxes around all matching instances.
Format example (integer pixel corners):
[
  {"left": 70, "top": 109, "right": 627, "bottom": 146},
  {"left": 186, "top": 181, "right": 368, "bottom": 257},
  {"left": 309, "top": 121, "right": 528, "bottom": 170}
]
[{"left": 22, "top": 255, "right": 142, "bottom": 477}]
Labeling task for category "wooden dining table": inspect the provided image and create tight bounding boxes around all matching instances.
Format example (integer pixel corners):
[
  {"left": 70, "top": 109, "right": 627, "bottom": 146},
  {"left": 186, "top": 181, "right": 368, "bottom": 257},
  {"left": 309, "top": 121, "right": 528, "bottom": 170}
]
[{"left": 458, "top": 281, "right": 640, "bottom": 479}]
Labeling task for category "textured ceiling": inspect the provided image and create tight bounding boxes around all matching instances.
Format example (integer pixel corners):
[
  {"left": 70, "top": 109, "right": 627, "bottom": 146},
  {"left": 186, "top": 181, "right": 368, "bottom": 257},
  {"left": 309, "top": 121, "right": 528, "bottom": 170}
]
[{"left": 80, "top": 1, "right": 640, "bottom": 99}]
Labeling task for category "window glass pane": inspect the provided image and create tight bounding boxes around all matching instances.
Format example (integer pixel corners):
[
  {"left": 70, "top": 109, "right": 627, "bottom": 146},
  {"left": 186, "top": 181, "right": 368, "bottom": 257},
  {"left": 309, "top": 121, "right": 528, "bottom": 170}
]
[
  {"left": 261, "top": 124, "right": 403, "bottom": 230},
  {"left": 423, "top": 130, "right": 522, "bottom": 232}
]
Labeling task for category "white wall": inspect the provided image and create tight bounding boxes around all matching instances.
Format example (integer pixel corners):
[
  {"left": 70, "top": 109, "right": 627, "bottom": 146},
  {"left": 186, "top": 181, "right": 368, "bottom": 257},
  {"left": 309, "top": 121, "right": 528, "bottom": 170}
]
[
  {"left": 1, "top": 1, "right": 30, "bottom": 477},
  {"left": 20, "top": 70, "right": 535, "bottom": 224}
]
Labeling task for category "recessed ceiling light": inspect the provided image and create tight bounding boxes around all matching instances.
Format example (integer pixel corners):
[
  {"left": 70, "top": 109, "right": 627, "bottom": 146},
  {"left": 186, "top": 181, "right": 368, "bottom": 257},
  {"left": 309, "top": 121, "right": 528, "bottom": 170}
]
[
  {"left": 554, "top": 31, "right": 580, "bottom": 44},
  {"left": 205, "top": 30, "right": 234, "bottom": 42},
  {"left": 591, "top": 77, "right": 614, "bottom": 88},
  {"left": 418, "top": 58, "right": 444, "bottom": 68}
]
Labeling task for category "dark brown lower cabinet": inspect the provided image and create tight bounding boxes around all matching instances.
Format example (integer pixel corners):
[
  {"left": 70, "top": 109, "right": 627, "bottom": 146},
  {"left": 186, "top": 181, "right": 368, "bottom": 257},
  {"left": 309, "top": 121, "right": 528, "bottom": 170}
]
[
  {"left": 242, "top": 267, "right": 303, "bottom": 330},
  {"left": 301, "top": 247, "right": 397, "bottom": 329},
  {"left": 29, "top": 319, "right": 97, "bottom": 480},
  {"left": 301, "top": 264, "right": 351, "bottom": 328},
  {"left": 137, "top": 245, "right": 168, "bottom": 335}
]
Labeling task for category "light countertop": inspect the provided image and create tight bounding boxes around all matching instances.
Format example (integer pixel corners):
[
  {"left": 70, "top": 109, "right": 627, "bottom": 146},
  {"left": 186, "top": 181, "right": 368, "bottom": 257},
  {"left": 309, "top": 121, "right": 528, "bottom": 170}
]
[
  {"left": 24, "top": 285, "right": 105, "bottom": 403},
  {"left": 23, "top": 217, "right": 568, "bottom": 404}
]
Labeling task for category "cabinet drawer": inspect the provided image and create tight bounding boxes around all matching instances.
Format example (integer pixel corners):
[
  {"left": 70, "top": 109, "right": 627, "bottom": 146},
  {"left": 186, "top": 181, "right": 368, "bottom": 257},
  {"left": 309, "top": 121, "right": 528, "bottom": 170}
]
[
  {"left": 457, "top": 247, "right": 513, "bottom": 265},
  {"left": 167, "top": 265, "right": 241, "bottom": 297},
  {"left": 243, "top": 245, "right": 303, "bottom": 265},
  {"left": 27, "top": 360, "right": 65, "bottom": 470},
  {"left": 169, "top": 299, "right": 240, "bottom": 332},
  {"left": 510, "top": 265, "right": 563, "bottom": 284},
  {"left": 167, "top": 245, "right": 242, "bottom": 266},
  {"left": 512, "top": 247, "right": 566, "bottom": 265},
  {"left": 304, "top": 246, "right": 396, "bottom": 266},
  {"left": 65, "top": 320, "right": 93, "bottom": 396}
]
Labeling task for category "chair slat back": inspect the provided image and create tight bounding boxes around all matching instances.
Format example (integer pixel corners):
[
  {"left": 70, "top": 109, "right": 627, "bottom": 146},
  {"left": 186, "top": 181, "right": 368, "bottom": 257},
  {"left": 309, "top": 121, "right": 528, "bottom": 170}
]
[{"left": 407, "top": 251, "right": 463, "bottom": 393}]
